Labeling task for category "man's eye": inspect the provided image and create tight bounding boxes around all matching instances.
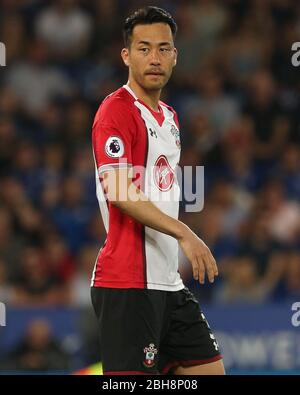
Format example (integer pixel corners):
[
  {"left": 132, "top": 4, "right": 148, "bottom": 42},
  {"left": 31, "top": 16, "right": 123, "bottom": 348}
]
[
  {"left": 161, "top": 48, "right": 171, "bottom": 52},
  {"left": 140, "top": 48, "right": 149, "bottom": 52}
]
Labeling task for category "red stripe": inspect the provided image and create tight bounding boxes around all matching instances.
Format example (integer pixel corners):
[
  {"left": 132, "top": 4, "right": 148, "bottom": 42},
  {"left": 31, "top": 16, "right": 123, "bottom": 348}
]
[
  {"left": 138, "top": 108, "right": 149, "bottom": 289},
  {"left": 104, "top": 371, "right": 158, "bottom": 375},
  {"left": 92, "top": 87, "right": 148, "bottom": 288},
  {"left": 161, "top": 355, "right": 223, "bottom": 375}
]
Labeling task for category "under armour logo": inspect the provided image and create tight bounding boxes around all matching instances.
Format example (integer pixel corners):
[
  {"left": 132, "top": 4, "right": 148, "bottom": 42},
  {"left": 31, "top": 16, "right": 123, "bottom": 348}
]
[{"left": 149, "top": 128, "right": 157, "bottom": 138}]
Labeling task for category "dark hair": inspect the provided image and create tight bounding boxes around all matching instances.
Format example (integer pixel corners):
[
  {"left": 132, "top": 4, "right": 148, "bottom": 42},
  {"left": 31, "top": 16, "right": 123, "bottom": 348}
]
[{"left": 123, "top": 6, "right": 177, "bottom": 47}]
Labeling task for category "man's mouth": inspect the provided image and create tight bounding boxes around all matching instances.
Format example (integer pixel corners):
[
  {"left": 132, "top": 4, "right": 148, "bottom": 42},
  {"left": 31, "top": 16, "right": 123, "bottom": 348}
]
[{"left": 145, "top": 71, "right": 164, "bottom": 76}]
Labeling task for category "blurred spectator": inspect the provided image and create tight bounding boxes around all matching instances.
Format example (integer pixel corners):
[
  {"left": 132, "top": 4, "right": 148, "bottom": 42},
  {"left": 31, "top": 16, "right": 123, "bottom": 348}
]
[
  {"left": 43, "top": 233, "right": 76, "bottom": 284},
  {"left": 1, "top": 319, "right": 70, "bottom": 372},
  {"left": 221, "top": 116, "right": 260, "bottom": 192},
  {"left": 4, "top": 38, "right": 73, "bottom": 116},
  {"left": 41, "top": 143, "right": 66, "bottom": 183},
  {"left": 243, "top": 70, "right": 290, "bottom": 162},
  {"left": 41, "top": 180, "right": 62, "bottom": 211},
  {"left": 64, "top": 99, "right": 92, "bottom": 150},
  {"left": 90, "top": 0, "right": 119, "bottom": 53},
  {"left": 215, "top": 253, "right": 284, "bottom": 304},
  {"left": 284, "top": 252, "right": 300, "bottom": 300},
  {"left": 222, "top": 18, "right": 270, "bottom": 85},
  {"left": 14, "top": 202, "right": 44, "bottom": 244},
  {"left": 174, "top": 0, "right": 228, "bottom": 78},
  {"left": 0, "top": 116, "right": 17, "bottom": 177},
  {"left": 173, "top": 2, "right": 204, "bottom": 77},
  {"left": 190, "top": 0, "right": 229, "bottom": 46},
  {"left": 49, "top": 176, "right": 92, "bottom": 252},
  {"left": 271, "top": 12, "right": 300, "bottom": 88},
  {"left": 182, "top": 66, "right": 240, "bottom": 150},
  {"left": 12, "top": 246, "right": 66, "bottom": 306},
  {"left": 238, "top": 212, "right": 281, "bottom": 276},
  {"left": 78, "top": 307, "right": 101, "bottom": 366},
  {"left": 206, "top": 180, "right": 251, "bottom": 237},
  {"left": 70, "top": 146, "right": 97, "bottom": 210},
  {"left": 0, "top": 206, "right": 24, "bottom": 281},
  {"left": 0, "top": 15, "right": 26, "bottom": 64},
  {"left": 0, "top": 89, "right": 20, "bottom": 118},
  {"left": 260, "top": 179, "right": 300, "bottom": 245},
  {"left": 70, "top": 245, "right": 98, "bottom": 307},
  {"left": 10, "top": 140, "right": 44, "bottom": 202},
  {"left": 0, "top": 259, "right": 14, "bottom": 304},
  {"left": 275, "top": 144, "right": 300, "bottom": 200},
  {"left": 35, "top": 0, "right": 93, "bottom": 60},
  {"left": 272, "top": 251, "right": 300, "bottom": 301}
]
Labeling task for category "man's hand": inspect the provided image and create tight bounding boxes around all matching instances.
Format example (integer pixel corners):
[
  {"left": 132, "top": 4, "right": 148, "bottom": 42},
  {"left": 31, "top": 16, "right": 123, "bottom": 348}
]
[{"left": 178, "top": 229, "right": 218, "bottom": 284}]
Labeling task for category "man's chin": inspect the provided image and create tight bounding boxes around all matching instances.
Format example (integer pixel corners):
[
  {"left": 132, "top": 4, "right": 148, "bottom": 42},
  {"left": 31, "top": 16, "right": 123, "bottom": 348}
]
[{"left": 143, "top": 79, "right": 166, "bottom": 91}]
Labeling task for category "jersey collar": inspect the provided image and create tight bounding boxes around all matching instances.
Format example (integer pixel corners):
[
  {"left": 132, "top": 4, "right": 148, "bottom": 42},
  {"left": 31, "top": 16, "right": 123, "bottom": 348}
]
[{"left": 123, "top": 84, "right": 165, "bottom": 127}]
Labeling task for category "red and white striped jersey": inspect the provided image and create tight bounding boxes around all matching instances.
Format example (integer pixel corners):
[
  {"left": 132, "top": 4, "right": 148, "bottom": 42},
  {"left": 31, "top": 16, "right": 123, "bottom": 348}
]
[{"left": 91, "top": 84, "right": 184, "bottom": 291}]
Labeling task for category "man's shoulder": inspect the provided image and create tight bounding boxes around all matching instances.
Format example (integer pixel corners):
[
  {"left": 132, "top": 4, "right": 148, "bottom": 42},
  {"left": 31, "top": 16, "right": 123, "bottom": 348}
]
[
  {"left": 94, "top": 87, "right": 136, "bottom": 126},
  {"left": 159, "top": 100, "right": 176, "bottom": 114},
  {"left": 159, "top": 100, "right": 180, "bottom": 128},
  {"left": 102, "top": 86, "right": 134, "bottom": 110}
]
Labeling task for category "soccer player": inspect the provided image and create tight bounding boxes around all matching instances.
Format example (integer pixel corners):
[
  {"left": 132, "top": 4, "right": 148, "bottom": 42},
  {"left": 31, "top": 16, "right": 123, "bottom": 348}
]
[{"left": 91, "top": 6, "right": 225, "bottom": 375}]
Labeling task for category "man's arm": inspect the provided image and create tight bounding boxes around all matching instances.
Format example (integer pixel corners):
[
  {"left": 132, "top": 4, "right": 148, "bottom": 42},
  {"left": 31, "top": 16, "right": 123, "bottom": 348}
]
[{"left": 102, "top": 169, "right": 218, "bottom": 284}]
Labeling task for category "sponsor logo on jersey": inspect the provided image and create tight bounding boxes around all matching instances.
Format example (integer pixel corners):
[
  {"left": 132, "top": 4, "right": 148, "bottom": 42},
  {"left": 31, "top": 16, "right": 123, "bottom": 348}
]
[
  {"left": 105, "top": 136, "right": 124, "bottom": 158},
  {"left": 153, "top": 155, "right": 175, "bottom": 192},
  {"left": 143, "top": 343, "right": 158, "bottom": 368}
]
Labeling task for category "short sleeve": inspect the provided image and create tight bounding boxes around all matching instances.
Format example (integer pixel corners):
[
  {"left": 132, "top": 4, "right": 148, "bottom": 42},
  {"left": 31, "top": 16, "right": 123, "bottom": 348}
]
[{"left": 92, "top": 100, "right": 136, "bottom": 175}]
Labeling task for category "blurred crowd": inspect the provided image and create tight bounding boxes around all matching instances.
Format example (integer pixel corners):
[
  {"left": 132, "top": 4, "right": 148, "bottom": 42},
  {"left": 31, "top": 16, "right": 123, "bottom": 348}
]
[{"left": 0, "top": 0, "right": 300, "bottom": 370}]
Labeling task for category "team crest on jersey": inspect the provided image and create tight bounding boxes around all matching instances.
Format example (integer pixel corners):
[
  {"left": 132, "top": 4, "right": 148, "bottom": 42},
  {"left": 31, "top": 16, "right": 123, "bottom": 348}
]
[
  {"left": 105, "top": 136, "right": 124, "bottom": 158},
  {"left": 143, "top": 343, "right": 158, "bottom": 368},
  {"left": 170, "top": 124, "right": 181, "bottom": 148},
  {"left": 153, "top": 155, "right": 175, "bottom": 192}
]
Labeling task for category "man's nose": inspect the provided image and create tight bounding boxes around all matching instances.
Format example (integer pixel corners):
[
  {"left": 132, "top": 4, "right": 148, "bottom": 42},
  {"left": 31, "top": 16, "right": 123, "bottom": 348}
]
[{"left": 150, "top": 50, "right": 161, "bottom": 65}]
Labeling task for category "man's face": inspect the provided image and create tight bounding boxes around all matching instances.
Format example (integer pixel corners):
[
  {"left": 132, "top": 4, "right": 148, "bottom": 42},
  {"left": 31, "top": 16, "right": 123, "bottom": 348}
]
[{"left": 122, "top": 23, "right": 177, "bottom": 91}]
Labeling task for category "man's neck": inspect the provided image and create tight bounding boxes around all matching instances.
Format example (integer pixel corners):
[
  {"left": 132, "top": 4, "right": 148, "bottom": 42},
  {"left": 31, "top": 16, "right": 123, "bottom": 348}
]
[{"left": 127, "top": 80, "right": 161, "bottom": 112}]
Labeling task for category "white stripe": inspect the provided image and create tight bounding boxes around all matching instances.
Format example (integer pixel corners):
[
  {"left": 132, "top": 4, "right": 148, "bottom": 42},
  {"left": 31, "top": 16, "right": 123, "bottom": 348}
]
[
  {"left": 123, "top": 83, "right": 138, "bottom": 100},
  {"left": 91, "top": 149, "right": 110, "bottom": 286},
  {"left": 90, "top": 245, "right": 103, "bottom": 287},
  {"left": 137, "top": 105, "right": 182, "bottom": 290},
  {"left": 94, "top": 166, "right": 109, "bottom": 232},
  {"left": 98, "top": 163, "right": 132, "bottom": 174}
]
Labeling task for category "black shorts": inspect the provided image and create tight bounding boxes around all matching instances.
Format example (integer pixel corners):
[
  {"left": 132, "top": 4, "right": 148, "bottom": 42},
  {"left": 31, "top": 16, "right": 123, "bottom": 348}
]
[{"left": 91, "top": 286, "right": 222, "bottom": 375}]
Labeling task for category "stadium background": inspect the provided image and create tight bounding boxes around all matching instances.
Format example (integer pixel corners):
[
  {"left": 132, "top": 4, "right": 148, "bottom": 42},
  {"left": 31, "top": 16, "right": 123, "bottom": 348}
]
[{"left": 0, "top": 0, "right": 299, "bottom": 374}]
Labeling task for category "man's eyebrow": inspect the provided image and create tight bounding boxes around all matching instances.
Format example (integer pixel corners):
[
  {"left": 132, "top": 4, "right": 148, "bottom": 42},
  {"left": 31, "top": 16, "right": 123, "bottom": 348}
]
[{"left": 137, "top": 41, "right": 172, "bottom": 46}]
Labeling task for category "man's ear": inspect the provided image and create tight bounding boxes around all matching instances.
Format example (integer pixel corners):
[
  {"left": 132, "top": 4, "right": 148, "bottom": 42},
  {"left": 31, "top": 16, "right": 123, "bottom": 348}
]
[
  {"left": 121, "top": 48, "right": 130, "bottom": 67},
  {"left": 173, "top": 47, "right": 178, "bottom": 66}
]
